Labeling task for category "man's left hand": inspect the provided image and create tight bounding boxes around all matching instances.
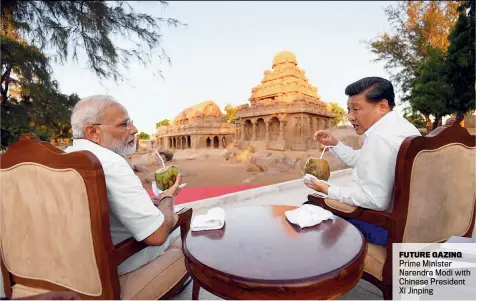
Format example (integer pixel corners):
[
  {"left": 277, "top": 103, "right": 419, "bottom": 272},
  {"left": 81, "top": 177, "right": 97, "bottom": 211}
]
[{"left": 305, "top": 177, "right": 329, "bottom": 195}]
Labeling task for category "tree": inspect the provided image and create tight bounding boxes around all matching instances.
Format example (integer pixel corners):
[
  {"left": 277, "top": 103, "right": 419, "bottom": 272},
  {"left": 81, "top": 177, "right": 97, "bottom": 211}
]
[
  {"left": 327, "top": 102, "right": 347, "bottom": 127},
  {"left": 1, "top": 1, "right": 181, "bottom": 149},
  {"left": 366, "top": 1, "right": 460, "bottom": 100},
  {"left": 138, "top": 132, "right": 150, "bottom": 140},
  {"left": 1, "top": 1, "right": 183, "bottom": 82},
  {"left": 1, "top": 23, "right": 80, "bottom": 149},
  {"left": 446, "top": 0, "right": 476, "bottom": 120},
  {"left": 222, "top": 104, "right": 238, "bottom": 124},
  {"left": 156, "top": 119, "right": 171, "bottom": 128},
  {"left": 410, "top": 47, "right": 453, "bottom": 131}
]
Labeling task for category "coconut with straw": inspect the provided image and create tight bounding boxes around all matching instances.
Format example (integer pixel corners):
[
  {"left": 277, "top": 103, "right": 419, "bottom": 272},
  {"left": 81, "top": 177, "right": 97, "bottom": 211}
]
[
  {"left": 304, "top": 146, "right": 331, "bottom": 181},
  {"left": 154, "top": 150, "right": 180, "bottom": 191}
]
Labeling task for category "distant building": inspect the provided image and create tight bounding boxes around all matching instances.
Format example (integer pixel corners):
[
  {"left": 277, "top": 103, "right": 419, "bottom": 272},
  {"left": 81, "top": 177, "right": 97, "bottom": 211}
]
[{"left": 155, "top": 100, "right": 235, "bottom": 149}]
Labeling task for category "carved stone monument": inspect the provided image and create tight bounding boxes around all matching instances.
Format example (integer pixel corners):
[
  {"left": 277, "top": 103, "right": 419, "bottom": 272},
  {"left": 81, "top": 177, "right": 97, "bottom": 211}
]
[
  {"left": 155, "top": 100, "right": 235, "bottom": 150},
  {"left": 236, "top": 50, "right": 334, "bottom": 151}
]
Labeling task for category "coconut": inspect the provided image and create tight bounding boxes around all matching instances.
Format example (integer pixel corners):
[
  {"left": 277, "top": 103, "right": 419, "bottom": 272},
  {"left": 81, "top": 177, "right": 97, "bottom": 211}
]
[
  {"left": 155, "top": 165, "right": 180, "bottom": 191},
  {"left": 304, "top": 158, "right": 330, "bottom": 181}
]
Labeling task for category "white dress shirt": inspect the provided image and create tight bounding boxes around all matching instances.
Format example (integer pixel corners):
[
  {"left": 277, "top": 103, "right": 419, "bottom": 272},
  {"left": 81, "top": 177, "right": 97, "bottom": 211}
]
[
  {"left": 65, "top": 139, "right": 179, "bottom": 274},
  {"left": 327, "top": 111, "right": 421, "bottom": 212}
]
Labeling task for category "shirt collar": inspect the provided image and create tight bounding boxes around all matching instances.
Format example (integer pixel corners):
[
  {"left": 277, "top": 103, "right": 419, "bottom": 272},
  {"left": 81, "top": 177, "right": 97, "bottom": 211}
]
[
  {"left": 72, "top": 138, "right": 115, "bottom": 155},
  {"left": 364, "top": 111, "right": 397, "bottom": 138}
]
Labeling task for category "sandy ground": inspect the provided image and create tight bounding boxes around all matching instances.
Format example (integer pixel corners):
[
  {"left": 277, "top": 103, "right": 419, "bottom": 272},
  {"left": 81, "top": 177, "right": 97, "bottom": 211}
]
[
  {"left": 135, "top": 148, "right": 351, "bottom": 189},
  {"left": 137, "top": 155, "right": 303, "bottom": 189},
  {"left": 170, "top": 157, "right": 302, "bottom": 188}
]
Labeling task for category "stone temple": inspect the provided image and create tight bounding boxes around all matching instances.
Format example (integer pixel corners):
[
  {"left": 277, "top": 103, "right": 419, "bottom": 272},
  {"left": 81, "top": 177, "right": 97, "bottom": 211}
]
[
  {"left": 155, "top": 100, "right": 235, "bottom": 150},
  {"left": 236, "top": 50, "right": 334, "bottom": 151}
]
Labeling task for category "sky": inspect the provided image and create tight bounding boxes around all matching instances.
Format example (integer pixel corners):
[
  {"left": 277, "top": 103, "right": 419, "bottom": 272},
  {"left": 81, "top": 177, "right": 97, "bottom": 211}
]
[{"left": 51, "top": 1, "right": 400, "bottom": 134}]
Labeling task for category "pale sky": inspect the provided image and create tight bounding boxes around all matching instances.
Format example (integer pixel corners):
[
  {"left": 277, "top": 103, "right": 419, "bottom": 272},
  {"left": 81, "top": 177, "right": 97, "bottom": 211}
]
[{"left": 51, "top": 1, "right": 401, "bottom": 134}]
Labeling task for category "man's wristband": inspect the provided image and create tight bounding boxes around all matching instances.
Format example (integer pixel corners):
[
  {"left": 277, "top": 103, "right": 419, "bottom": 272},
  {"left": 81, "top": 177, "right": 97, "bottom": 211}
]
[{"left": 159, "top": 195, "right": 174, "bottom": 203}]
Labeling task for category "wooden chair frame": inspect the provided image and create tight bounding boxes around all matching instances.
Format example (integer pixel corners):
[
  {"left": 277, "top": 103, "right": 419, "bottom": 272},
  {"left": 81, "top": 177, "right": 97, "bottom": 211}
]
[
  {"left": 305, "top": 121, "right": 476, "bottom": 299},
  {"left": 0, "top": 134, "right": 192, "bottom": 299}
]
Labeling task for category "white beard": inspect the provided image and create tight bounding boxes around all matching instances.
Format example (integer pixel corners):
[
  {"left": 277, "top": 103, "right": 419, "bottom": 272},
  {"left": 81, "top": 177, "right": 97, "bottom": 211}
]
[{"left": 103, "top": 132, "right": 136, "bottom": 155}]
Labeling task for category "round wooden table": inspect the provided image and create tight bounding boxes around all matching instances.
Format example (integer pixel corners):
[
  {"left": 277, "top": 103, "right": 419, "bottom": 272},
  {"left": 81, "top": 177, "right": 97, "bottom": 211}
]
[{"left": 183, "top": 205, "right": 367, "bottom": 300}]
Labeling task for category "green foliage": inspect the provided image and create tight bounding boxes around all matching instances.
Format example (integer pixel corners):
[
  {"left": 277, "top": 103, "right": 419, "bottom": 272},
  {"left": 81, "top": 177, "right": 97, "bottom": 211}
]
[
  {"left": 0, "top": 30, "right": 81, "bottom": 148},
  {"left": 403, "top": 111, "right": 427, "bottom": 129},
  {"left": 1, "top": 1, "right": 180, "bottom": 149},
  {"left": 366, "top": 1, "right": 460, "bottom": 100},
  {"left": 1, "top": 1, "right": 184, "bottom": 81},
  {"left": 156, "top": 119, "right": 171, "bottom": 128},
  {"left": 327, "top": 102, "right": 347, "bottom": 126},
  {"left": 446, "top": 0, "right": 476, "bottom": 117},
  {"left": 368, "top": 0, "right": 475, "bottom": 130},
  {"left": 222, "top": 104, "right": 239, "bottom": 124},
  {"left": 410, "top": 47, "right": 453, "bottom": 128},
  {"left": 138, "top": 132, "right": 151, "bottom": 140}
]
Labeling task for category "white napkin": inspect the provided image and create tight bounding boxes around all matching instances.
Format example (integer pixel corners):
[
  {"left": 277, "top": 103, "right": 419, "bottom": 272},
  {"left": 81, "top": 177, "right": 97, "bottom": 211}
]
[
  {"left": 152, "top": 181, "right": 187, "bottom": 195},
  {"left": 191, "top": 207, "right": 225, "bottom": 231},
  {"left": 285, "top": 204, "right": 334, "bottom": 228},
  {"left": 303, "top": 174, "right": 329, "bottom": 198}
]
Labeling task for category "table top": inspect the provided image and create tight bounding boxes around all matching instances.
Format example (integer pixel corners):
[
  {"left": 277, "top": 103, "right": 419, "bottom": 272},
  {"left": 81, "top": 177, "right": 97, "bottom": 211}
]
[{"left": 184, "top": 205, "right": 365, "bottom": 283}]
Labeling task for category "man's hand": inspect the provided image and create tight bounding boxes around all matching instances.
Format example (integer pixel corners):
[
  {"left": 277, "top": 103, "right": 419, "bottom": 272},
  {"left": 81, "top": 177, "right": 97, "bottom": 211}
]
[
  {"left": 305, "top": 177, "right": 329, "bottom": 195},
  {"left": 151, "top": 173, "right": 183, "bottom": 205},
  {"left": 161, "top": 173, "right": 182, "bottom": 198},
  {"left": 313, "top": 130, "right": 339, "bottom": 146}
]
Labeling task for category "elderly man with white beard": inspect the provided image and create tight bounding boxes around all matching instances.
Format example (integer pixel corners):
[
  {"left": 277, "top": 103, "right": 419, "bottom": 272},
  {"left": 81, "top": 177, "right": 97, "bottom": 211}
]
[{"left": 65, "top": 95, "right": 182, "bottom": 275}]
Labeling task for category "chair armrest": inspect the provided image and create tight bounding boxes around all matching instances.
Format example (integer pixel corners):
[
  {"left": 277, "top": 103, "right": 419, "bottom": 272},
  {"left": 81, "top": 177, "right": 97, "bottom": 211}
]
[
  {"left": 306, "top": 193, "right": 393, "bottom": 230},
  {"left": 171, "top": 207, "right": 193, "bottom": 241},
  {"left": 114, "top": 207, "right": 193, "bottom": 266}
]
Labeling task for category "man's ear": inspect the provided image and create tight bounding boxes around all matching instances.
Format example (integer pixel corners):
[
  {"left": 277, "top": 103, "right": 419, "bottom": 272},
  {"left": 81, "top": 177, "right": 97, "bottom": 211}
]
[
  {"left": 379, "top": 99, "right": 390, "bottom": 113},
  {"left": 83, "top": 125, "right": 101, "bottom": 143}
]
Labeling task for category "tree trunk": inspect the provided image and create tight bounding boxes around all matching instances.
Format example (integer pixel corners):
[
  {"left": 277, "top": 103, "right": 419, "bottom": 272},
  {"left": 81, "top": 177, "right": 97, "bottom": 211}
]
[
  {"left": 432, "top": 115, "right": 441, "bottom": 130},
  {"left": 456, "top": 112, "right": 465, "bottom": 123},
  {"left": 1, "top": 66, "right": 13, "bottom": 105},
  {"left": 425, "top": 114, "right": 432, "bottom": 133}
]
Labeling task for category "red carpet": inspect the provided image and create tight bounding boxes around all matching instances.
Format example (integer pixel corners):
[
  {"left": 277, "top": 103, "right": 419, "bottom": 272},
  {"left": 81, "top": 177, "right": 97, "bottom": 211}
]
[{"left": 146, "top": 185, "right": 261, "bottom": 205}]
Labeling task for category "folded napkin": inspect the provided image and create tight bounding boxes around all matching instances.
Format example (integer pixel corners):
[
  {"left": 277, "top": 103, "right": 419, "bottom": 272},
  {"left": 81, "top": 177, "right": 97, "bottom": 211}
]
[
  {"left": 152, "top": 181, "right": 187, "bottom": 195},
  {"left": 303, "top": 174, "right": 329, "bottom": 198},
  {"left": 285, "top": 204, "right": 334, "bottom": 228},
  {"left": 191, "top": 207, "right": 225, "bottom": 232}
]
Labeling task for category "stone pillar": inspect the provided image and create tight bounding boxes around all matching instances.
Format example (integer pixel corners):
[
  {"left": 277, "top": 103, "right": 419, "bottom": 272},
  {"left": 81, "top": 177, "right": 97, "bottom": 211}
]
[
  {"left": 326, "top": 118, "right": 332, "bottom": 129},
  {"left": 299, "top": 117, "right": 304, "bottom": 141},
  {"left": 240, "top": 123, "right": 245, "bottom": 140},
  {"left": 313, "top": 117, "right": 318, "bottom": 134},
  {"left": 279, "top": 119, "right": 285, "bottom": 140},
  {"left": 265, "top": 121, "right": 270, "bottom": 141},
  {"left": 252, "top": 121, "right": 257, "bottom": 141},
  {"left": 235, "top": 123, "right": 240, "bottom": 141},
  {"left": 318, "top": 118, "right": 325, "bottom": 131}
]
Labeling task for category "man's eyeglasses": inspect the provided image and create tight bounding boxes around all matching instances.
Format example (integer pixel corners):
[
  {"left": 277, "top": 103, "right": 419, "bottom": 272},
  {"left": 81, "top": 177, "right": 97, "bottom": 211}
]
[{"left": 92, "top": 120, "right": 134, "bottom": 130}]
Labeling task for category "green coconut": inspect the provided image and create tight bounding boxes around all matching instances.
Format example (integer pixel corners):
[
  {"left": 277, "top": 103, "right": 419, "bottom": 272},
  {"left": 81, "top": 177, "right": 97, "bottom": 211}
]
[
  {"left": 155, "top": 165, "right": 180, "bottom": 191},
  {"left": 304, "top": 158, "right": 330, "bottom": 181}
]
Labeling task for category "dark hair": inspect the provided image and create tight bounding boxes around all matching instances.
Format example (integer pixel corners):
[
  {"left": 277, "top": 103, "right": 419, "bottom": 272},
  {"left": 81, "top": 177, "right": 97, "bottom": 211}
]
[{"left": 344, "top": 77, "right": 395, "bottom": 109}]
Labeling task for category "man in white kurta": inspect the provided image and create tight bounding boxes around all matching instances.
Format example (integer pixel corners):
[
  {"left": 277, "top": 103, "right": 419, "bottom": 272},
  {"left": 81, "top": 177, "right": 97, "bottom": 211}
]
[{"left": 65, "top": 95, "right": 181, "bottom": 275}]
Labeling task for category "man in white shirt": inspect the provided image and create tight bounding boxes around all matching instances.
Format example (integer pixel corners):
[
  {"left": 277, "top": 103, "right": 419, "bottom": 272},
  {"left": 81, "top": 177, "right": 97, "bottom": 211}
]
[
  {"left": 306, "top": 77, "right": 421, "bottom": 246},
  {"left": 64, "top": 95, "right": 182, "bottom": 275}
]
